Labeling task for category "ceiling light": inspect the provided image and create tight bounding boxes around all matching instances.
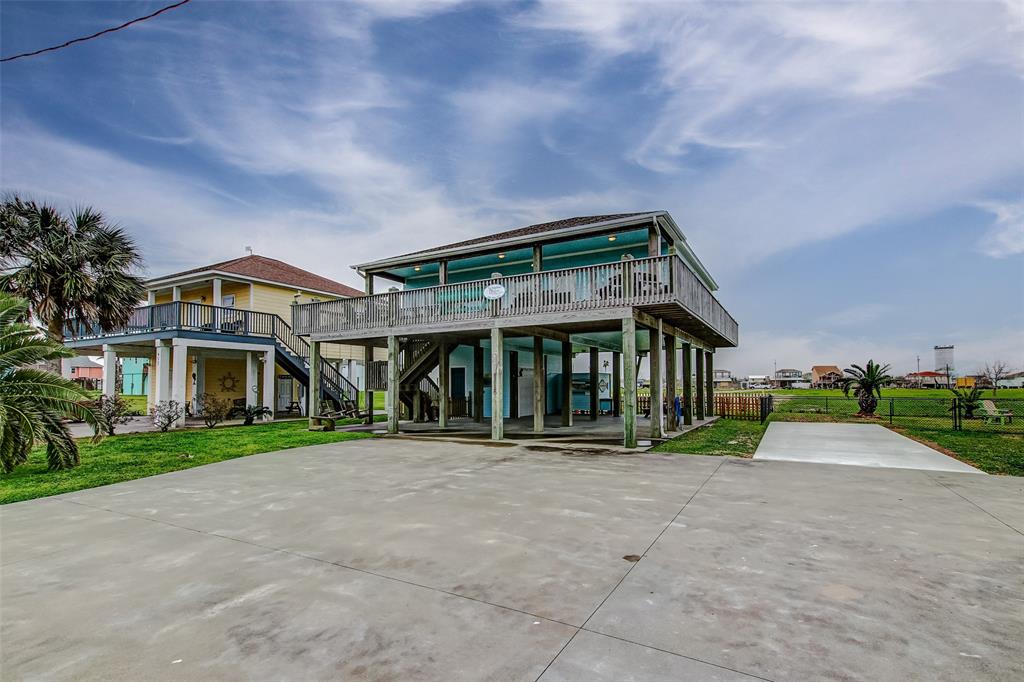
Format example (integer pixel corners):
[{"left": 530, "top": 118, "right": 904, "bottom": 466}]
[
  {"left": 414, "top": 265, "right": 421, "bottom": 272},
  {"left": 497, "top": 252, "right": 506, "bottom": 259},
  {"left": 608, "top": 235, "right": 617, "bottom": 242}
]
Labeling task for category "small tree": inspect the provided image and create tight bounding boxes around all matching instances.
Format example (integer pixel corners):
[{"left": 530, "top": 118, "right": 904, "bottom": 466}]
[
  {"left": 95, "top": 394, "right": 131, "bottom": 436},
  {"left": 151, "top": 400, "right": 184, "bottom": 432},
  {"left": 949, "top": 385, "right": 983, "bottom": 420},
  {"left": 196, "top": 393, "right": 231, "bottom": 428},
  {"left": 983, "top": 361, "right": 1010, "bottom": 396},
  {"left": 839, "top": 360, "right": 893, "bottom": 417}
]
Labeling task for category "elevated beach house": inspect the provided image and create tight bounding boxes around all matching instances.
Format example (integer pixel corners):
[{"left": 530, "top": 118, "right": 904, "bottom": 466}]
[
  {"left": 64, "top": 254, "right": 370, "bottom": 427},
  {"left": 292, "top": 212, "right": 738, "bottom": 447}
]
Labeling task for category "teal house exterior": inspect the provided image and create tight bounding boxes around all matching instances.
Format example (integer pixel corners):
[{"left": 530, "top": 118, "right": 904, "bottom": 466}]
[
  {"left": 293, "top": 212, "right": 738, "bottom": 447},
  {"left": 120, "top": 357, "right": 149, "bottom": 396}
]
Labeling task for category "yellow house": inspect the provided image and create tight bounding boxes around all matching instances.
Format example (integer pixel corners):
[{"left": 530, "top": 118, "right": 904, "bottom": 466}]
[{"left": 65, "top": 254, "right": 372, "bottom": 427}]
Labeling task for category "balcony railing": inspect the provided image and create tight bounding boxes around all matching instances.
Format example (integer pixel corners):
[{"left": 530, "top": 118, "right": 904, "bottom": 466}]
[
  {"left": 293, "top": 255, "right": 739, "bottom": 346},
  {"left": 66, "top": 301, "right": 358, "bottom": 400}
]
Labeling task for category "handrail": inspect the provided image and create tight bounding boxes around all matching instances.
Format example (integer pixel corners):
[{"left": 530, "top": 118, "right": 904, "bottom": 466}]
[
  {"left": 292, "top": 254, "right": 739, "bottom": 345},
  {"left": 66, "top": 301, "right": 359, "bottom": 401}
]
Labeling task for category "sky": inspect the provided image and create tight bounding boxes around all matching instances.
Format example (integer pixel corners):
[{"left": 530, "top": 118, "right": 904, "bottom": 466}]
[{"left": 2, "top": 0, "right": 1022, "bottom": 377}]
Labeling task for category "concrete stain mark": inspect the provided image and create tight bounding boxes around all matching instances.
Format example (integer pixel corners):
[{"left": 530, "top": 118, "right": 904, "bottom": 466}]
[{"left": 622, "top": 555, "right": 641, "bottom": 562}]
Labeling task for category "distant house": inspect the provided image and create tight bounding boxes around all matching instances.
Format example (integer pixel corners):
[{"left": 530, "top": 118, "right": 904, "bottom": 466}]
[
  {"left": 905, "top": 371, "right": 950, "bottom": 389},
  {"left": 997, "top": 371, "right": 1024, "bottom": 389},
  {"left": 810, "top": 365, "right": 843, "bottom": 389},
  {"left": 712, "top": 369, "right": 739, "bottom": 389},
  {"left": 63, "top": 356, "right": 103, "bottom": 390},
  {"left": 773, "top": 368, "right": 803, "bottom": 388},
  {"left": 743, "top": 374, "right": 772, "bottom": 389}
]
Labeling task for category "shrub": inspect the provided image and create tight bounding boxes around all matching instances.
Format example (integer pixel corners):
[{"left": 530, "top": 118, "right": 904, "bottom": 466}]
[
  {"left": 95, "top": 394, "right": 132, "bottom": 436},
  {"left": 151, "top": 400, "right": 184, "bottom": 432},
  {"left": 196, "top": 393, "right": 232, "bottom": 428},
  {"left": 240, "top": 405, "right": 272, "bottom": 426}
]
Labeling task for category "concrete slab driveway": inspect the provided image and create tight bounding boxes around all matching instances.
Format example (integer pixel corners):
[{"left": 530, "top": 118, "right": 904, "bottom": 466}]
[
  {"left": 754, "top": 421, "right": 983, "bottom": 473},
  {"left": 2, "top": 440, "right": 1021, "bottom": 681}
]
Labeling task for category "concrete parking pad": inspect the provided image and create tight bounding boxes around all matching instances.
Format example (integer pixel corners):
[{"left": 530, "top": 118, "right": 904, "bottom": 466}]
[
  {"left": 2, "top": 439, "right": 1021, "bottom": 680},
  {"left": 754, "top": 421, "right": 984, "bottom": 473}
]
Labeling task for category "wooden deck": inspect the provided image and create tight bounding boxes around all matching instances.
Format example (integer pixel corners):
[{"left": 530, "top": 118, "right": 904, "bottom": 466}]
[{"left": 292, "top": 255, "right": 738, "bottom": 347}]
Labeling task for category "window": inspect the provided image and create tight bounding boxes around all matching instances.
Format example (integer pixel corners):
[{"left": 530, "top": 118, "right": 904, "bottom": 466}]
[{"left": 222, "top": 294, "right": 236, "bottom": 308}]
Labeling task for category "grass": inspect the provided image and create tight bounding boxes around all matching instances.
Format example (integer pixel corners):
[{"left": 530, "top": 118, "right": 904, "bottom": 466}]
[
  {"left": 84, "top": 391, "right": 148, "bottom": 414},
  {"left": 722, "top": 387, "right": 1024, "bottom": 399},
  {"left": 0, "top": 421, "right": 372, "bottom": 505},
  {"left": 891, "top": 427, "right": 1024, "bottom": 476},
  {"left": 652, "top": 419, "right": 767, "bottom": 457}
]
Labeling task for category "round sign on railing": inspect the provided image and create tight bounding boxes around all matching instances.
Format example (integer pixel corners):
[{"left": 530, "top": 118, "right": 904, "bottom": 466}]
[{"left": 483, "top": 283, "right": 506, "bottom": 300}]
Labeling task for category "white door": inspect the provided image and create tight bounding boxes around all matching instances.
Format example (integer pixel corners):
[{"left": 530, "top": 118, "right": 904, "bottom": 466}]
[
  {"left": 276, "top": 376, "right": 293, "bottom": 411},
  {"left": 518, "top": 367, "right": 534, "bottom": 417}
]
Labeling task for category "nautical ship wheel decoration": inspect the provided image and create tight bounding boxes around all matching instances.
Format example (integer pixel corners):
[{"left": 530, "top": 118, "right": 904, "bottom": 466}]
[{"left": 219, "top": 372, "right": 238, "bottom": 392}]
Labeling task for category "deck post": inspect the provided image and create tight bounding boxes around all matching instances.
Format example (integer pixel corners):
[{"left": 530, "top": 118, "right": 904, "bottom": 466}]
[
  {"left": 612, "top": 352, "right": 621, "bottom": 417},
  {"left": 705, "top": 350, "right": 714, "bottom": 417},
  {"left": 473, "top": 344, "right": 484, "bottom": 423},
  {"left": 363, "top": 344, "right": 374, "bottom": 425},
  {"left": 561, "top": 340, "right": 572, "bottom": 427},
  {"left": 589, "top": 347, "right": 599, "bottom": 420},
  {"left": 308, "top": 340, "right": 321, "bottom": 427},
  {"left": 491, "top": 328, "right": 504, "bottom": 440},
  {"left": 245, "top": 351, "right": 258, "bottom": 409},
  {"left": 647, "top": 220, "right": 661, "bottom": 257},
  {"left": 154, "top": 340, "right": 171, "bottom": 406},
  {"left": 438, "top": 341, "right": 449, "bottom": 429},
  {"left": 532, "top": 245, "right": 543, "bottom": 272},
  {"left": 650, "top": 321, "right": 663, "bottom": 439},
  {"left": 387, "top": 335, "right": 400, "bottom": 434},
  {"left": 533, "top": 336, "right": 544, "bottom": 432},
  {"left": 695, "top": 348, "right": 706, "bottom": 421},
  {"left": 438, "top": 261, "right": 448, "bottom": 285},
  {"left": 170, "top": 339, "right": 188, "bottom": 429},
  {"left": 101, "top": 345, "right": 117, "bottom": 398},
  {"left": 262, "top": 349, "right": 275, "bottom": 420},
  {"left": 622, "top": 318, "right": 637, "bottom": 448},
  {"left": 666, "top": 334, "right": 678, "bottom": 431},
  {"left": 682, "top": 342, "right": 693, "bottom": 426},
  {"left": 509, "top": 351, "right": 519, "bottom": 419}
]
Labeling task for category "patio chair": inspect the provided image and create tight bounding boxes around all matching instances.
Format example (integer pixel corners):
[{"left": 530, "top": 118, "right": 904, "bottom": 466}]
[{"left": 981, "top": 400, "right": 1013, "bottom": 425}]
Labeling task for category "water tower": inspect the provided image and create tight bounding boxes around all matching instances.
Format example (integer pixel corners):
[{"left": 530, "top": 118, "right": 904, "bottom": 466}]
[{"left": 934, "top": 345, "right": 954, "bottom": 375}]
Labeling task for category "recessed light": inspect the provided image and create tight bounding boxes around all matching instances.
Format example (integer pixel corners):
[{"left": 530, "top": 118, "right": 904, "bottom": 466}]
[
  {"left": 414, "top": 265, "right": 421, "bottom": 272},
  {"left": 608, "top": 235, "right": 617, "bottom": 242},
  {"left": 497, "top": 252, "right": 506, "bottom": 259}
]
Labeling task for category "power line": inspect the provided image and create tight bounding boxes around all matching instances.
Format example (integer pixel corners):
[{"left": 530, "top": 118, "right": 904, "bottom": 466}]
[{"left": 1, "top": 0, "right": 192, "bottom": 63}]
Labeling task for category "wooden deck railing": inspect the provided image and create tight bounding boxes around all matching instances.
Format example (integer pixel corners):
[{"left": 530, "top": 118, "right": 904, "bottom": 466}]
[{"left": 293, "top": 255, "right": 738, "bottom": 345}]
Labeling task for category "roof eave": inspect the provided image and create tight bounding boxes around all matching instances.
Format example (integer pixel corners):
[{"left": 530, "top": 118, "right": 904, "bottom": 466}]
[
  {"left": 144, "top": 269, "right": 354, "bottom": 299},
  {"left": 352, "top": 212, "right": 666, "bottom": 274}
]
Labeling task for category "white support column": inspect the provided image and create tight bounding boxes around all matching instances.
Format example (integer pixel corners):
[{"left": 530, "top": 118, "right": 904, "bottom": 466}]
[
  {"left": 147, "top": 291, "right": 156, "bottom": 306},
  {"left": 154, "top": 340, "right": 171, "bottom": 407},
  {"left": 245, "top": 351, "right": 258, "bottom": 408},
  {"left": 172, "top": 286, "right": 181, "bottom": 302},
  {"left": 491, "top": 328, "right": 504, "bottom": 441},
  {"left": 146, "top": 354, "right": 157, "bottom": 414},
  {"left": 171, "top": 340, "right": 188, "bottom": 428},
  {"left": 262, "top": 349, "right": 276, "bottom": 420},
  {"left": 650, "top": 319, "right": 664, "bottom": 439},
  {"left": 102, "top": 345, "right": 117, "bottom": 398},
  {"left": 438, "top": 342, "right": 449, "bottom": 429},
  {"left": 212, "top": 277, "right": 223, "bottom": 306}
]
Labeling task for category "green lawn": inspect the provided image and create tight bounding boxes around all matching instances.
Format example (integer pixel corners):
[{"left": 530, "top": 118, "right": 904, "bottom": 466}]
[
  {"left": 892, "top": 427, "right": 1024, "bottom": 476},
  {"left": 652, "top": 419, "right": 767, "bottom": 457},
  {"left": 722, "top": 387, "right": 1024, "bottom": 399},
  {"left": 84, "top": 391, "right": 148, "bottom": 414},
  {"left": 0, "top": 421, "right": 372, "bottom": 505}
]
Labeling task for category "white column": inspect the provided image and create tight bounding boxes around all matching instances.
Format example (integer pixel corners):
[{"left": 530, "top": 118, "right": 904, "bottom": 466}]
[
  {"left": 146, "top": 354, "right": 157, "bottom": 413},
  {"left": 102, "top": 345, "right": 117, "bottom": 398},
  {"left": 262, "top": 349, "right": 276, "bottom": 420},
  {"left": 194, "top": 355, "right": 205, "bottom": 400},
  {"left": 387, "top": 335, "right": 400, "bottom": 434},
  {"left": 307, "top": 341, "right": 320, "bottom": 427},
  {"left": 154, "top": 340, "right": 171, "bottom": 406},
  {"left": 491, "top": 328, "right": 504, "bottom": 441},
  {"left": 212, "top": 278, "right": 223, "bottom": 306},
  {"left": 171, "top": 340, "right": 188, "bottom": 428},
  {"left": 245, "top": 351, "right": 258, "bottom": 408},
  {"left": 147, "top": 291, "right": 156, "bottom": 306},
  {"left": 172, "top": 286, "right": 181, "bottom": 302}
]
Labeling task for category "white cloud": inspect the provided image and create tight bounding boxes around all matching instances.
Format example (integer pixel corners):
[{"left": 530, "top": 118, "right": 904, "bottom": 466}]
[
  {"left": 976, "top": 200, "right": 1024, "bottom": 258},
  {"left": 818, "top": 304, "right": 894, "bottom": 327}
]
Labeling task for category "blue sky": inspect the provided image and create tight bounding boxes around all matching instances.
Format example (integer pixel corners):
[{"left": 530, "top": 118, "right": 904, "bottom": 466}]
[{"left": 2, "top": 0, "right": 1022, "bottom": 376}]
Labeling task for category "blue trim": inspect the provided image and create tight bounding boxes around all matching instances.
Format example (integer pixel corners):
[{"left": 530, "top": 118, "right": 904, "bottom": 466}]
[{"left": 64, "top": 329, "right": 276, "bottom": 349}]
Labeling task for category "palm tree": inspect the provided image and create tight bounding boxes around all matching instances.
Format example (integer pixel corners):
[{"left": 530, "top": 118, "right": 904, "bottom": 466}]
[
  {"left": 839, "top": 360, "right": 894, "bottom": 417},
  {"left": 0, "top": 293, "right": 98, "bottom": 472},
  {"left": 0, "top": 196, "right": 145, "bottom": 340}
]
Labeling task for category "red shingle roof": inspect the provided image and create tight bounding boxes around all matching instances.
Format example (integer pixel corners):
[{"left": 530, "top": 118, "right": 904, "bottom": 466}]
[{"left": 151, "top": 255, "right": 363, "bottom": 298}]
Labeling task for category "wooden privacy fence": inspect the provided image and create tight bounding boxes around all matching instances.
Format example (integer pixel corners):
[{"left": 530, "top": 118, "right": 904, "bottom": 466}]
[{"left": 715, "top": 394, "right": 773, "bottom": 422}]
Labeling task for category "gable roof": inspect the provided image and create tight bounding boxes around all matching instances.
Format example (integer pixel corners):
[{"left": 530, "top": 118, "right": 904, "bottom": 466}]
[
  {"left": 811, "top": 365, "right": 843, "bottom": 381},
  {"left": 147, "top": 255, "right": 363, "bottom": 298}
]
